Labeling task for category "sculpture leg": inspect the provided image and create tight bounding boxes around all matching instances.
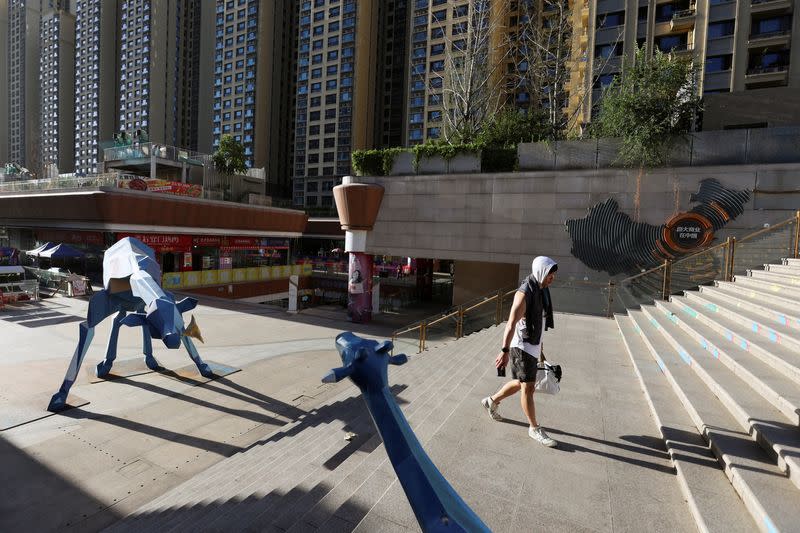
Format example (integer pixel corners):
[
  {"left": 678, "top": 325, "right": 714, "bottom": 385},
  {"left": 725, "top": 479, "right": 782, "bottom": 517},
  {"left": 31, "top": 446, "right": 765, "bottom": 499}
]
[
  {"left": 182, "top": 336, "right": 213, "bottom": 378},
  {"left": 47, "top": 321, "right": 96, "bottom": 412},
  {"left": 95, "top": 311, "right": 127, "bottom": 377},
  {"left": 142, "top": 326, "right": 161, "bottom": 370}
]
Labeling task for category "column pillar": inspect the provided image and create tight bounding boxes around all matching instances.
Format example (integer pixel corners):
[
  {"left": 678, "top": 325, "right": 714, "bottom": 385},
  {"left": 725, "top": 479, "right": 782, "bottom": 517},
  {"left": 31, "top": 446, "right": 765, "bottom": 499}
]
[{"left": 333, "top": 177, "right": 385, "bottom": 325}]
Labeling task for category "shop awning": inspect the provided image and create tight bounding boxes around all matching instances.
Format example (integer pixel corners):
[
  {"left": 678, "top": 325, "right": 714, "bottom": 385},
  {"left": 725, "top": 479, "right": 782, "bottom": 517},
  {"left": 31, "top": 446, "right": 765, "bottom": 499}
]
[
  {"left": 26, "top": 242, "right": 56, "bottom": 257},
  {"left": 38, "top": 243, "right": 86, "bottom": 259}
]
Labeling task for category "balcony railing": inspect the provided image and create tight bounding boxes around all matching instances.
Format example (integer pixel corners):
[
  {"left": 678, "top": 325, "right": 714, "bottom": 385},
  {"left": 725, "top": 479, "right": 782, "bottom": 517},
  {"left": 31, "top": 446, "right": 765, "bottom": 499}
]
[
  {"left": 103, "top": 143, "right": 206, "bottom": 166},
  {"left": 746, "top": 64, "right": 789, "bottom": 75},
  {"left": 749, "top": 28, "right": 791, "bottom": 40}
]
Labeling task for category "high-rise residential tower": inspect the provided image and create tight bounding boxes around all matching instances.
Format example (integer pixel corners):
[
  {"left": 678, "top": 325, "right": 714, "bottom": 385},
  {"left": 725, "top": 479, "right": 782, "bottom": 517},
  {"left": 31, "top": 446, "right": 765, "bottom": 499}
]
[
  {"left": 39, "top": 1, "right": 75, "bottom": 176},
  {"left": 117, "top": 0, "right": 208, "bottom": 147},
  {"left": 584, "top": 0, "right": 800, "bottom": 129},
  {"left": 0, "top": 0, "right": 9, "bottom": 165},
  {"left": 7, "top": 0, "right": 41, "bottom": 171},
  {"left": 404, "top": 0, "right": 509, "bottom": 146},
  {"left": 376, "top": 0, "right": 410, "bottom": 148},
  {"left": 74, "top": 0, "right": 119, "bottom": 175},
  {"left": 292, "top": 0, "right": 381, "bottom": 208},
  {"left": 212, "top": 0, "right": 298, "bottom": 192}
]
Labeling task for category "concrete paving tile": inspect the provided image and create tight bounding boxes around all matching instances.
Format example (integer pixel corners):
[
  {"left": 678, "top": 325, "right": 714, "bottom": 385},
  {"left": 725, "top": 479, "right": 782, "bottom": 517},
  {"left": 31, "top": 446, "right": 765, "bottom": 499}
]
[
  {"left": 515, "top": 466, "right": 613, "bottom": 532},
  {"left": 354, "top": 511, "right": 417, "bottom": 533}
]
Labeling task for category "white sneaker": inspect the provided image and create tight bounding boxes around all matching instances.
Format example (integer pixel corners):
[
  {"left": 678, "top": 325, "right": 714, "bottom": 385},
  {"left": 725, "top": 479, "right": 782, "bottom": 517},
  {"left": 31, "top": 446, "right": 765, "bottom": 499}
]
[
  {"left": 481, "top": 397, "right": 502, "bottom": 421},
  {"left": 529, "top": 426, "right": 557, "bottom": 447}
]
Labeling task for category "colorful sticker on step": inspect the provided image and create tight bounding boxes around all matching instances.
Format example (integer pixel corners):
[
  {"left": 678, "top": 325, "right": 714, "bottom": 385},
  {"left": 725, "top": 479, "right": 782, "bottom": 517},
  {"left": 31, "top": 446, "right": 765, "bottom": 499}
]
[
  {"left": 764, "top": 515, "right": 778, "bottom": 533},
  {"left": 725, "top": 330, "right": 734, "bottom": 342},
  {"left": 678, "top": 349, "right": 692, "bottom": 365},
  {"left": 669, "top": 314, "right": 678, "bottom": 324},
  {"left": 700, "top": 338, "right": 708, "bottom": 350},
  {"left": 683, "top": 306, "right": 698, "bottom": 318},
  {"left": 634, "top": 325, "right": 641, "bottom": 333},
  {"left": 740, "top": 339, "right": 749, "bottom": 350},
  {"left": 705, "top": 303, "right": 718, "bottom": 312},
  {"left": 656, "top": 358, "right": 665, "bottom": 372},
  {"left": 768, "top": 331, "right": 778, "bottom": 343},
  {"left": 650, "top": 318, "right": 660, "bottom": 329},
  {"left": 712, "top": 347, "right": 719, "bottom": 359},
  {"left": 752, "top": 322, "right": 760, "bottom": 333},
  {"left": 778, "top": 315, "right": 788, "bottom": 326}
]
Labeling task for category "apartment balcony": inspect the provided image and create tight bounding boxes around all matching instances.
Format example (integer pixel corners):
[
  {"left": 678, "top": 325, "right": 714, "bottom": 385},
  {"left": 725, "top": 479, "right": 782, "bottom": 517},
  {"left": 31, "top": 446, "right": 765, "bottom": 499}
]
[
  {"left": 744, "top": 64, "right": 789, "bottom": 85},
  {"left": 748, "top": 29, "right": 791, "bottom": 46},
  {"left": 751, "top": 0, "right": 793, "bottom": 14},
  {"left": 670, "top": 8, "right": 696, "bottom": 30}
]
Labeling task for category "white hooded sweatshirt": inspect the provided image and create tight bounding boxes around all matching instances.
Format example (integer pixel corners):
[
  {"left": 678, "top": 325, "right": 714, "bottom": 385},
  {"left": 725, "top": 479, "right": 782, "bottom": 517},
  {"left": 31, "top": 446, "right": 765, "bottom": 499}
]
[{"left": 511, "top": 256, "right": 557, "bottom": 356}]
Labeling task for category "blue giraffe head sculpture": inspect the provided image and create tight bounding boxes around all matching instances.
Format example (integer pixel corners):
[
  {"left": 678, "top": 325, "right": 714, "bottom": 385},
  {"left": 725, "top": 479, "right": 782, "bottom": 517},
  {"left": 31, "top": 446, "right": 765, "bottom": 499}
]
[
  {"left": 323, "top": 332, "right": 490, "bottom": 533},
  {"left": 323, "top": 332, "right": 408, "bottom": 388}
]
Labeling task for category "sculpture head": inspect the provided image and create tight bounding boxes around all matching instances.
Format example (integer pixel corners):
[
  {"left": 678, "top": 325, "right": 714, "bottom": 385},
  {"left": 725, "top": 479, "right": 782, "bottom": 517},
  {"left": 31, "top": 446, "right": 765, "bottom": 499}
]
[
  {"left": 121, "top": 296, "right": 202, "bottom": 348},
  {"left": 323, "top": 332, "right": 407, "bottom": 391}
]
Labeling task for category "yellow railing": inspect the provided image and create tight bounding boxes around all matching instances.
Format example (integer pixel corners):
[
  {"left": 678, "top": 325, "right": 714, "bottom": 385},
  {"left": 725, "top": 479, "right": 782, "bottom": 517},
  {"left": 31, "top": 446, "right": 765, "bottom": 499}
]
[
  {"left": 162, "top": 263, "right": 313, "bottom": 290},
  {"left": 392, "top": 287, "right": 517, "bottom": 354},
  {"left": 616, "top": 210, "right": 800, "bottom": 306}
]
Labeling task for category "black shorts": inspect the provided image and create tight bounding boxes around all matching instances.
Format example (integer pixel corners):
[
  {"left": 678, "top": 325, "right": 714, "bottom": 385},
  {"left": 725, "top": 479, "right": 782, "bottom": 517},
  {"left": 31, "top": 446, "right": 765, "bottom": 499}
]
[{"left": 510, "top": 347, "right": 539, "bottom": 383}]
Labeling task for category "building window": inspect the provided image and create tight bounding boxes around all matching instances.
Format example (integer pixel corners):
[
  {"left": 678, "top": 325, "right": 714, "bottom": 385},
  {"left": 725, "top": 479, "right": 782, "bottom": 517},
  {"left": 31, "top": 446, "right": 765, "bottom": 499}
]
[
  {"left": 705, "top": 54, "right": 732, "bottom": 72},
  {"left": 707, "top": 20, "right": 735, "bottom": 39},
  {"left": 597, "top": 11, "right": 625, "bottom": 28}
]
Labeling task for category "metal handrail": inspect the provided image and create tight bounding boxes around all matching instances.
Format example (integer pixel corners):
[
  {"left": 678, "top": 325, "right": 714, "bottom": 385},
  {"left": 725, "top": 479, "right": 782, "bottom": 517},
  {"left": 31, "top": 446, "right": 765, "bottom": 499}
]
[
  {"left": 736, "top": 215, "right": 796, "bottom": 244},
  {"left": 426, "top": 309, "right": 460, "bottom": 328}
]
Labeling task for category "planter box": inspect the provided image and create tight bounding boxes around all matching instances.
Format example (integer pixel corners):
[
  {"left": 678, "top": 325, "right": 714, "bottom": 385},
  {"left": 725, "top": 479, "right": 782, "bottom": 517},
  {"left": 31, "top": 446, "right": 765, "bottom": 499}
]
[
  {"left": 691, "top": 130, "right": 747, "bottom": 166},
  {"left": 517, "top": 142, "right": 556, "bottom": 170},
  {"left": 447, "top": 152, "right": 481, "bottom": 173},
  {"left": 554, "top": 140, "right": 597, "bottom": 169},
  {"left": 389, "top": 151, "right": 415, "bottom": 175},
  {"left": 416, "top": 155, "right": 447, "bottom": 175},
  {"left": 596, "top": 138, "right": 623, "bottom": 168}
]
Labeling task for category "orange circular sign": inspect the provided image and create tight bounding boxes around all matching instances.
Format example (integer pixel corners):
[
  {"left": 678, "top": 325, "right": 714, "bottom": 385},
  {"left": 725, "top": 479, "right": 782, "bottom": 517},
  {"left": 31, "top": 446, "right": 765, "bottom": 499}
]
[{"left": 662, "top": 212, "right": 714, "bottom": 254}]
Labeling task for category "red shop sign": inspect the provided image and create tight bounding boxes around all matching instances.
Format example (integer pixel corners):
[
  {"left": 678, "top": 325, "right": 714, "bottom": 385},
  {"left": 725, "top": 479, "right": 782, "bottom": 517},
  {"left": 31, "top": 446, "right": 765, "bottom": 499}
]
[
  {"left": 193, "top": 236, "right": 223, "bottom": 247},
  {"left": 37, "top": 229, "right": 105, "bottom": 246},
  {"left": 227, "top": 237, "right": 259, "bottom": 247},
  {"left": 116, "top": 233, "right": 192, "bottom": 252}
]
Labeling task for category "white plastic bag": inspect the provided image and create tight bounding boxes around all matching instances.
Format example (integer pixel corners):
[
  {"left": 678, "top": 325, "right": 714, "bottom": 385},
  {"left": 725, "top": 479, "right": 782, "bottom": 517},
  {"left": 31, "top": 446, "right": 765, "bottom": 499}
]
[{"left": 534, "top": 361, "right": 561, "bottom": 395}]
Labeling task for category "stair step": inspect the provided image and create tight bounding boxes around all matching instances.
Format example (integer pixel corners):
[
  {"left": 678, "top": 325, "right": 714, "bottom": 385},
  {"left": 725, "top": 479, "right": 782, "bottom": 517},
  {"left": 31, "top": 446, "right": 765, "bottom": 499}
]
[
  {"left": 747, "top": 269, "right": 800, "bottom": 288},
  {"left": 641, "top": 305, "right": 800, "bottom": 490},
  {"left": 627, "top": 309, "right": 800, "bottom": 533},
  {"left": 766, "top": 264, "right": 800, "bottom": 276},
  {"left": 616, "top": 315, "right": 755, "bottom": 533},
  {"left": 674, "top": 296, "right": 800, "bottom": 388},
  {"left": 115, "top": 327, "right": 501, "bottom": 532},
  {"left": 656, "top": 300, "right": 800, "bottom": 426},
  {"left": 784, "top": 258, "right": 800, "bottom": 267},
  {"left": 710, "top": 283, "right": 800, "bottom": 331},
  {"left": 717, "top": 279, "right": 800, "bottom": 316},
  {"left": 685, "top": 289, "right": 800, "bottom": 353},
  {"left": 217, "top": 329, "right": 497, "bottom": 531}
]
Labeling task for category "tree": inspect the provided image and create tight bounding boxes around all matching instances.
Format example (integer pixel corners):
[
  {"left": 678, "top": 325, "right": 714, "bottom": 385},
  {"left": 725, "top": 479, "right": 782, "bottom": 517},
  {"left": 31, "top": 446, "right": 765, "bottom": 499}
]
[
  {"left": 429, "top": 1, "right": 509, "bottom": 144},
  {"left": 477, "top": 106, "right": 549, "bottom": 147},
  {"left": 212, "top": 134, "right": 248, "bottom": 176},
  {"left": 505, "top": 0, "right": 622, "bottom": 141},
  {"left": 592, "top": 45, "right": 701, "bottom": 167}
]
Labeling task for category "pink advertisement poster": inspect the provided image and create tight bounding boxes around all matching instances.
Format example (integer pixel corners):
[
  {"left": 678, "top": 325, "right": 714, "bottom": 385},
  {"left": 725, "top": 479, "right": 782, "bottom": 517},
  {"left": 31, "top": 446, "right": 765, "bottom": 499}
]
[{"left": 347, "top": 252, "right": 373, "bottom": 323}]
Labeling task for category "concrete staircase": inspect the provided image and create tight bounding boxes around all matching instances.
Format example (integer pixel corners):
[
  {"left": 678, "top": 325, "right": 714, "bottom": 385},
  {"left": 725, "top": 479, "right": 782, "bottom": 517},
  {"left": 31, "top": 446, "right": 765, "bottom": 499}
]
[
  {"left": 103, "top": 326, "right": 502, "bottom": 532},
  {"left": 617, "top": 258, "right": 800, "bottom": 533}
]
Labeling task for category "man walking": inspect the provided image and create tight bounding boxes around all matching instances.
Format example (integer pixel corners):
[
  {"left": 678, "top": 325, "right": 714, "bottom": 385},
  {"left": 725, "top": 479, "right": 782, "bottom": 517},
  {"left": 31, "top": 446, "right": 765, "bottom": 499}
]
[{"left": 481, "top": 256, "right": 558, "bottom": 447}]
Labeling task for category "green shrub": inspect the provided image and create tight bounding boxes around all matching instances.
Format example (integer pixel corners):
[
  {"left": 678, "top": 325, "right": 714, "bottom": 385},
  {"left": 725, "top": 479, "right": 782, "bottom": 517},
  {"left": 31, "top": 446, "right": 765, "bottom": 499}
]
[
  {"left": 351, "top": 150, "right": 384, "bottom": 176},
  {"left": 481, "top": 147, "right": 517, "bottom": 173}
]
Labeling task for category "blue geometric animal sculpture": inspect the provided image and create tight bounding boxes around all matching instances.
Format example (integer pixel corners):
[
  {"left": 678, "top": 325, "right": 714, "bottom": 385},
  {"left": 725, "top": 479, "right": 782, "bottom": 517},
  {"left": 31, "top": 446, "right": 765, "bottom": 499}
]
[
  {"left": 324, "top": 332, "right": 490, "bottom": 533},
  {"left": 47, "top": 237, "right": 211, "bottom": 412}
]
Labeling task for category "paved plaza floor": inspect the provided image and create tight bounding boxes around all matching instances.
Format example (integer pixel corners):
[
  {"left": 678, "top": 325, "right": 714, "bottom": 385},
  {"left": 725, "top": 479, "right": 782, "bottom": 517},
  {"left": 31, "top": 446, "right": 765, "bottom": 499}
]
[{"left": 0, "top": 293, "right": 697, "bottom": 532}]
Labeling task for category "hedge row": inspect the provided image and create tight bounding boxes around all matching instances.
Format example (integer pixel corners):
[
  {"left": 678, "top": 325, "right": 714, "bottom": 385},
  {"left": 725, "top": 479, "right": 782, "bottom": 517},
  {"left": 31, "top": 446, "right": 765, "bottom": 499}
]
[{"left": 351, "top": 144, "right": 517, "bottom": 176}]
